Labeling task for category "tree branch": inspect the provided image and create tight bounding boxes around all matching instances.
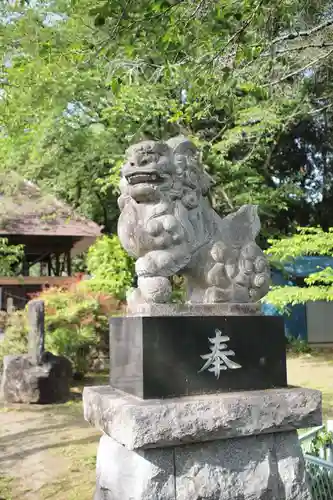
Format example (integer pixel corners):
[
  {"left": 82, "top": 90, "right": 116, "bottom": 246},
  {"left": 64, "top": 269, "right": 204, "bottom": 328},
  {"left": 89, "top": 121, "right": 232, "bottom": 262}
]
[
  {"left": 183, "top": 0, "right": 206, "bottom": 27},
  {"left": 210, "top": 0, "right": 265, "bottom": 63},
  {"left": 93, "top": 0, "right": 184, "bottom": 58},
  {"left": 271, "top": 18, "right": 333, "bottom": 45},
  {"left": 220, "top": 186, "right": 234, "bottom": 210},
  {"left": 261, "top": 42, "right": 333, "bottom": 57},
  {"left": 264, "top": 47, "right": 333, "bottom": 87},
  {"left": 309, "top": 103, "right": 333, "bottom": 115}
]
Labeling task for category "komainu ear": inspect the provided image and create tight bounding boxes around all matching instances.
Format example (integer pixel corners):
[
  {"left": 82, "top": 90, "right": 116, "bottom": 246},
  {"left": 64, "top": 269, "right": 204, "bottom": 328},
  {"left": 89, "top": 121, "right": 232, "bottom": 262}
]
[
  {"left": 167, "top": 135, "right": 214, "bottom": 195},
  {"left": 166, "top": 135, "right": 198, "bottom": 157}
]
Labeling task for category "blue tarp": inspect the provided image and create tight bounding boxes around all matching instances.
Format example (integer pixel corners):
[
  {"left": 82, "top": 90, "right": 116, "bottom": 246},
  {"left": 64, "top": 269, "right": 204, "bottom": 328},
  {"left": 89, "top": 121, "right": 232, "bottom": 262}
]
[{"left": 278, "top": 256, "right": 333, "bottom": 278}]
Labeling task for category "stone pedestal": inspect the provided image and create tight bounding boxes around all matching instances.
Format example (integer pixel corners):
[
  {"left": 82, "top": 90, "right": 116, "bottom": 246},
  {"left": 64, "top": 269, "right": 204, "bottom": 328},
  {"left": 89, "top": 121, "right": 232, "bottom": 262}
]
[
  {"left": 110, "top": 313, "right": 287, "bottom": 399},
  {"left": 83, "top": 385, "right": 322, "bottom": 500}
]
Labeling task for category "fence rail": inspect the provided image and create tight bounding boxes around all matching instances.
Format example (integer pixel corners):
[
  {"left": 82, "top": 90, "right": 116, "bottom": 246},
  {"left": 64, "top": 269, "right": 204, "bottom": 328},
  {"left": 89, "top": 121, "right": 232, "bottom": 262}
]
[
  {"left": 299, "top": 423, "right": 333, "bottom": 500},
  {"left": 300, "top": 426, "right": 326, "bottom": 458},
  {"left": 300, "top": 426, "right": 325, "bottom": 452},
  {"left": 305, "top": 454, "right": 333, "bottom": 500}
]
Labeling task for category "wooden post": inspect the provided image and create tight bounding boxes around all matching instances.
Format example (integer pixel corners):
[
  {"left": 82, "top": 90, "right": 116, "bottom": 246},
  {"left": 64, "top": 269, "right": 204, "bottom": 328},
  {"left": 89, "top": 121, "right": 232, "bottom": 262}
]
[
  {"left": 55, "top": 254, "right": 60, "bottom": 276},
  {"left": 22, "top": 256, "right": 30, "bottom": 276},
  {"left": 28, "top": 300, "right": 45, "bottom": 365},
  {"left": 66, "top": 251, "right": 72, "bottom": 276},
  {"left": 47, "top": 256, "right": 52, "bottom": 276}
]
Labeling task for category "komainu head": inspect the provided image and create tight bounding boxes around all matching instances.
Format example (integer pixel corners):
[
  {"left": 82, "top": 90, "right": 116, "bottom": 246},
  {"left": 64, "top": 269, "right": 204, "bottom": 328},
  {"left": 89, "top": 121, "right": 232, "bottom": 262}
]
[{"left": 119, "top": 136, "right": 213, "bottom": 209}]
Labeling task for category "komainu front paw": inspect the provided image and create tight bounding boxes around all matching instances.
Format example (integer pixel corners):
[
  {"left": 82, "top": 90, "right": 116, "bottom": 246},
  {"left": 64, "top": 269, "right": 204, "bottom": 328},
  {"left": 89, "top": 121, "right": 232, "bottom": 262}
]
[
  {"left": 207, "top": 263, "right": 231, "bottom": 289},
  {"left": 204, "top": 286, "right": 232, "bottom": 303},
  {"left": 138, "top": 276, "right": 172, "bottom": 303}
]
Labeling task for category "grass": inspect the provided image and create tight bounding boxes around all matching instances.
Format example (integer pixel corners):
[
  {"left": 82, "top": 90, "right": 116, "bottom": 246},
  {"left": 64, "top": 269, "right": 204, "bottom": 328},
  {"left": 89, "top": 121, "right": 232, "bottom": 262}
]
[
  {"left": 287, "top": 349, "right": 333, "bottom": 420},
  {"left": 0, "top": 475, "right": 15, "bottom": 500}
]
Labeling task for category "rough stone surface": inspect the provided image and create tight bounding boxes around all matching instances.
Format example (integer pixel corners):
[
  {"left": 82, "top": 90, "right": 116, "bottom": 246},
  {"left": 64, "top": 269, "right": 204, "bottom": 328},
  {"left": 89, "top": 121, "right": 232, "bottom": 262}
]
[
  {"left": 117, "top": 136, "right": 270, "bottom": 309},
  {"left": 127, "top": 302, "right": 261, "bottom": 316},
  {"left": 1, "top": 352, "right": 72, "bottom": 404},
  {"left": 83, "top": 385, "right": 322, "bottom": 450},
  {"left": 94, "top": 435, "right": 175, "bottom": 500},
  {"left": 175, "top": 431, "right": 311, "bottom": 500},
  {"left": 274, "top": 431, "right": 312, "bottom": 499},
  {"left": 93, "top": 431, "right": 311, "bottom": 500}
]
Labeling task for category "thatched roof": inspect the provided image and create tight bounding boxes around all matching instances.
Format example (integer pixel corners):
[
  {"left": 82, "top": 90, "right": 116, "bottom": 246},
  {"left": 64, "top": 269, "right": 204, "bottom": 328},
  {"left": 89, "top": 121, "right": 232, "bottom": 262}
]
[{"left": 0, "top": 172, "right": 102, "bottom": 253}]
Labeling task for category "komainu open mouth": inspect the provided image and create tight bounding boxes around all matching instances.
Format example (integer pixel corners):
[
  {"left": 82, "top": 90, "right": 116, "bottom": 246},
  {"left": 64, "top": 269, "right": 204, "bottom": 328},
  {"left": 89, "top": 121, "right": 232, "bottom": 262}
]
[{"left": 125, "top": 171, "right": 164, "bottom": 185}]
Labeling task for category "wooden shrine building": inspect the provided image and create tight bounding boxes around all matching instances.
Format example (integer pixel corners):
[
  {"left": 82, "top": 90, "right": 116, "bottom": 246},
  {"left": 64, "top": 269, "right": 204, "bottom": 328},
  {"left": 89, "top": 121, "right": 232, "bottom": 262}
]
[{"left": 0, "top": 173, "right": 102, "bottom": 309}]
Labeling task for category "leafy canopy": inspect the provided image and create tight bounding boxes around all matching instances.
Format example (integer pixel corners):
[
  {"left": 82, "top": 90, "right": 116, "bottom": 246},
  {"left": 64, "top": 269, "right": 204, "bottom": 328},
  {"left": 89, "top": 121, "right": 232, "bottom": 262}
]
[{"left": 1, "top": 0, "right": 333, "bottom": 237}]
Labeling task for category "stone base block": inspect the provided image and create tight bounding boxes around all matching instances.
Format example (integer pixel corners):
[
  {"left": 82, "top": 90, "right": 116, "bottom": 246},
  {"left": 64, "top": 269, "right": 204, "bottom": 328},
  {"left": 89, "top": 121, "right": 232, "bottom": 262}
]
[
  {"left": 1, "top": 352, "right": 72, "bottom": 403},
  {"left": 83, "top": 386, "right": 321, "bottom": 449},
  {"left": 85, "top": 386, "right": 321, "bottom": 499},
  {"left": 94, "top": 431, "right": 311, "bottom": 500}
]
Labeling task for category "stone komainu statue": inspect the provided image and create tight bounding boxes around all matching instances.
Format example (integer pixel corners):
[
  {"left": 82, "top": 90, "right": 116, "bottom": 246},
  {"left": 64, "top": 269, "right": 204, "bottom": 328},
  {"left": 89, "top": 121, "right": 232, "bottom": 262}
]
[{"left": 117, "top": 136, "right": 270, "bottom": 308}]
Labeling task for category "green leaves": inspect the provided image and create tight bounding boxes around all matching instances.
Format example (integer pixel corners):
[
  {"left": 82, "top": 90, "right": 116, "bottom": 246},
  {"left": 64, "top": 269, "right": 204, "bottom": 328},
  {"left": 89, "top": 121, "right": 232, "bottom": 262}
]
[
  {"left": 305, "top": 267, "right": 333, "bottom": 286},
  {"left": 84, "top": 235, "right": 135, "bottom": 299},
  {"left": 264, "top": 227, "right": 333, "bottom": 311},
  {"left": 34, "top": 282, "right": 122, "bottom": 375},
  {"left": 0, "top": 238, "right": 24, "bottom": 277},
  {"left": 263, "top": 285, "right": 333, "bottom": 311},
  {"left": 266, "top": 227, "right": 333, "bottom": 262}
]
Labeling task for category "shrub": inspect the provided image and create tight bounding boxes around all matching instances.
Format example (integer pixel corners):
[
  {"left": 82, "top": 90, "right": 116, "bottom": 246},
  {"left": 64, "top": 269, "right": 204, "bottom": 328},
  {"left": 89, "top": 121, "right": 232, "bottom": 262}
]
[
  {"left": 286, "top": 334, "right": 312, "bottom": 354},
  {"left": 35, "top": 283, "right": 122, "bottom": 377},
  {"left": 0, "top": 237, "right": 24, "bottom": 276},
  {"left": 85, "top": 235, "right": 135, "bottom": 300},
  {"left": 0, "top": 310, "right": 28, "bottom": 368}
]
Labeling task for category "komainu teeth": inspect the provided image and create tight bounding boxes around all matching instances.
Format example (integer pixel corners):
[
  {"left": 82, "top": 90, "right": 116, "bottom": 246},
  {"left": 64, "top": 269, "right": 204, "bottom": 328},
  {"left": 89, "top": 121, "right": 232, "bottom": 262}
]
[{"left": 126, "top": 172, "right": 162, "bottom": 184}]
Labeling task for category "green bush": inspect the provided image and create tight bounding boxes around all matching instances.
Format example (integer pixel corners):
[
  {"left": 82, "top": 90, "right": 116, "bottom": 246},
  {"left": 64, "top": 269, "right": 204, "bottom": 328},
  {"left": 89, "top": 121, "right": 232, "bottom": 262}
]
[
  {"left": 0, "top": 237, "right": 24, "bottom": 276},
  {"left": 37, "top": 284, "right": 122, "bottom": 377},
  {"left": 0, "top": 310, "right": 28, "bottom": 368},
  {"left": 85, "top": 235, "right": 135, "bottom": 300}
]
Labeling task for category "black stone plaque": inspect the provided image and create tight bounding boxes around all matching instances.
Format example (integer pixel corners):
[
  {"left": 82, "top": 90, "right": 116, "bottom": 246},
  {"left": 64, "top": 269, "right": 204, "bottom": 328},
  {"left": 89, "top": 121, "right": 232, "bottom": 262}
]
[{"left": 110, "top": 315, "right": 287, "bottom": 399}]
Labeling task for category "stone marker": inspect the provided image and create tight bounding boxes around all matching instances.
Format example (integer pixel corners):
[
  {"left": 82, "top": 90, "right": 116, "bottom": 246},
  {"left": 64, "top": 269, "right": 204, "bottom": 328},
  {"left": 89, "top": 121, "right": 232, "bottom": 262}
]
[
  {"left": 83, "top": 136, "right": 322, "bottom": 500},
  {"left": 1, "top": 299, "right": 72, "bottom": 404},
  {"left": 28, "top": 299, "right": 45, "bottom": 365}
]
